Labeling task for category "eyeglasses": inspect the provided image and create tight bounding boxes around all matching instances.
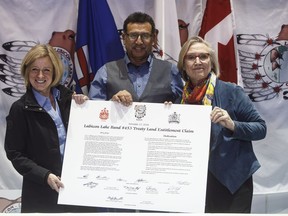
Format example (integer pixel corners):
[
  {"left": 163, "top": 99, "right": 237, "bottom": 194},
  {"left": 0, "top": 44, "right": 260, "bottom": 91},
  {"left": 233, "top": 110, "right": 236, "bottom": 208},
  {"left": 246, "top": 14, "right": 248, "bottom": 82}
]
[
  {"left": 126, "top": 32, "right": 152, "bottom": 41},
  {"left": 185, "top": 53, "right": 210, "bottom": 62},
  {"left": 30, "top": 67, "right": 52, "bottom": 75}
]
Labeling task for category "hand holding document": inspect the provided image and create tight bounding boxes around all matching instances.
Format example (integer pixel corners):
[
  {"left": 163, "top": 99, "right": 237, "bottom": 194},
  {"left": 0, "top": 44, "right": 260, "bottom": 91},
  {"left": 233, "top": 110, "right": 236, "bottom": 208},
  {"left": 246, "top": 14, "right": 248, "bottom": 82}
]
[{"left": 58, "top": 100, "right": 211, "bottom": 213}]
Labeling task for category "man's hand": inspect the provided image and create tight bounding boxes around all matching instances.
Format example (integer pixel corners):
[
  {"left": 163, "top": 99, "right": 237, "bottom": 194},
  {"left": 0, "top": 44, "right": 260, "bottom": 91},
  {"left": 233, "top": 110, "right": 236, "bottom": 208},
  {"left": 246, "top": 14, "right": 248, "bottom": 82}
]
[
  {"left": 72, "top": 93, "right": 89, "bottom": 105},
  {"left": 111, "top": 90, "right": 133, "bottom": 106}
]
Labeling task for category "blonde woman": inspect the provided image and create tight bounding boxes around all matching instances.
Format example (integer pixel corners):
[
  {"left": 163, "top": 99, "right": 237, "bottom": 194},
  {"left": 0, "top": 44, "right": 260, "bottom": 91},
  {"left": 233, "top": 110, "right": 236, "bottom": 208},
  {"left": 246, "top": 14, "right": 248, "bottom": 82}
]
[{"left": 4, "top": 44, "right": 95, "bottom": 213}]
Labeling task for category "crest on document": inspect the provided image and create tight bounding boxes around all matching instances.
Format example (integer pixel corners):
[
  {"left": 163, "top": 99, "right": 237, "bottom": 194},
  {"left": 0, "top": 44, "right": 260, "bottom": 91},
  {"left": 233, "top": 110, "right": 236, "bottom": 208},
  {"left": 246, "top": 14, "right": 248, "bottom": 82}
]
[
  {"left": 99, "top": 108, "right": 109, "bottom": 120},
  {"left": 237, "top": 24, "right": 288, "bottom": 102},
  {"left": 134, "top": 104, "right": 146, "bottom": 120},
  {"left": 168, "top": 112, "right": 180, "bottom": 124}
]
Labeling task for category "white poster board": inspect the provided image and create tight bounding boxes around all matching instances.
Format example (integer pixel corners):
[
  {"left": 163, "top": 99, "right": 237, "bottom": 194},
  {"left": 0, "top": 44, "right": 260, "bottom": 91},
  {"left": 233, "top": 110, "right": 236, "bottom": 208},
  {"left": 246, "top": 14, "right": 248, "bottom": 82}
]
[{"left": 59, "top": 100, "right": 211, "bottom": 213}]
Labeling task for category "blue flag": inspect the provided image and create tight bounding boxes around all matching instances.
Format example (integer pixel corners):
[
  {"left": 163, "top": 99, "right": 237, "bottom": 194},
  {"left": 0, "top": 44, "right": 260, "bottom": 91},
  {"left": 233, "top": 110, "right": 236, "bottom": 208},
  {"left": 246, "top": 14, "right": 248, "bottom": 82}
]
[{"left": 73, "top": 0, "right": 125, "bottom": 94}]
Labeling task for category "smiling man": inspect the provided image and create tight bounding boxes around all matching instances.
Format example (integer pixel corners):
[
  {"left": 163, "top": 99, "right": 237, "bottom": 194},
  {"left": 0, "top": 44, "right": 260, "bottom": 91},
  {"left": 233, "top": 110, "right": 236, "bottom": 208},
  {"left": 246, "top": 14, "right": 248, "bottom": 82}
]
[{"left": 88, "top": 12, "right": 183, "bottom": 106}]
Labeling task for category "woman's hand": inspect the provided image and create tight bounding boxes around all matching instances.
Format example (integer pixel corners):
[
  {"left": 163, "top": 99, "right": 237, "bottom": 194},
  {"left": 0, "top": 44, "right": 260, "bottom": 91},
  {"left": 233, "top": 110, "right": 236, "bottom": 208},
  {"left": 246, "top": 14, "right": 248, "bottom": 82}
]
[
  {"left": 47, "top": 173, "right": 64, "bottom": 193},
  {"left": 210, "top": 106, "right": 235, "bottom": 131}
]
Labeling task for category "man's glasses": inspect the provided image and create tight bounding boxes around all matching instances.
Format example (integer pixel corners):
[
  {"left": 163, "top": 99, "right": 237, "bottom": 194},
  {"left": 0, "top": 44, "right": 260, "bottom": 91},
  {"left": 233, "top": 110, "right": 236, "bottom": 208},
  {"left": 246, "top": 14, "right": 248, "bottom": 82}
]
[
  {"left": 126, "top": 32, "right": 152, "bottom": 41},
  {"left": 185, "top": 53, "right": 210, "bottom": 62}
]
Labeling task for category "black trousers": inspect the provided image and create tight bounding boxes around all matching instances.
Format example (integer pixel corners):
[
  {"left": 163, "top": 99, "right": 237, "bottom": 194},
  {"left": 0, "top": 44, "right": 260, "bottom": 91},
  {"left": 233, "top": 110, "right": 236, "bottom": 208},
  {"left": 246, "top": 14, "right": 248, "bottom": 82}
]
[{"left": 205, "top": 171, "right": 253, "bottom": 213}]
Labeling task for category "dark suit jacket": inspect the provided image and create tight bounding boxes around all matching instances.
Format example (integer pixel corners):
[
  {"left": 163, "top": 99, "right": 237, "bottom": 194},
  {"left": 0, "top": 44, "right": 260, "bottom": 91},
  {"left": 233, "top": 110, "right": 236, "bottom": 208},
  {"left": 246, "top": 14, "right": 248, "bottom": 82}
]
[{"left": 5, "top": 85, "right": 74, "bottom": 212}]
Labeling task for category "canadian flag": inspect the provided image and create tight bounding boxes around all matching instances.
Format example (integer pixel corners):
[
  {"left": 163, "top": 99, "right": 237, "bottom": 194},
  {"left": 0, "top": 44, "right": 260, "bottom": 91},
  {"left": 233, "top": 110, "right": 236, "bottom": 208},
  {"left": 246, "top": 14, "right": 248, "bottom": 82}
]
[{"left": 199, "top": 0, "right": 238, "bottom": 84}]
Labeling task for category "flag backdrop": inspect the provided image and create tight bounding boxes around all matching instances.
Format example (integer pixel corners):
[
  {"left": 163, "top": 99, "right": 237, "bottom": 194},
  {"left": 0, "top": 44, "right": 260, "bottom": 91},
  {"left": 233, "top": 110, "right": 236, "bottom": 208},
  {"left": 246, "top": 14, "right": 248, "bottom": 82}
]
[
  {"left": 0, "top": 0, "right": 287, "bottom": 213},
  {"left": 152, "top": 0, "right": 181, "bottom": 63},
  {"left": 0, "top": 0, "right": 78, "bottom": 188},
  {"left": 233, "top": 0, "right": 288, "bottom": 195},
  {"left": 176, "top": 0, "right": 203, "bottom": 46},
  {"left": 0, "top": 0, "right": 78, "bottom": 212},
  {"left": 73, "top": 0, "right": 125, "bottom": 95},
  {"left": 199, "top": 0, "right": 238, "bottom": 84}
]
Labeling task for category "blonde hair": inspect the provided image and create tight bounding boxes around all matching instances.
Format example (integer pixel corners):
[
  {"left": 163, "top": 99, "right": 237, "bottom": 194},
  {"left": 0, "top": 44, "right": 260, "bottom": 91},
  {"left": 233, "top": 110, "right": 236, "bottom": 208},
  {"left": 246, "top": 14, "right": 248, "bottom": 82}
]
[
  {"left": 21, "top": 44, "right": 63, "bottom": 88},
  {"left": 177, "top": 36, "right": 220, "bottom": 81}
]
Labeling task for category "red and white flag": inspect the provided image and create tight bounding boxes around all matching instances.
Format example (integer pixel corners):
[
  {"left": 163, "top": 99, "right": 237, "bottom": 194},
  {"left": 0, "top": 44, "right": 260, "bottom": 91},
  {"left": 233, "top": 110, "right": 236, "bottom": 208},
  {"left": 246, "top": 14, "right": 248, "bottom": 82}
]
[{"left": 199, "top": 0, "right": 238, "bottom": 84}]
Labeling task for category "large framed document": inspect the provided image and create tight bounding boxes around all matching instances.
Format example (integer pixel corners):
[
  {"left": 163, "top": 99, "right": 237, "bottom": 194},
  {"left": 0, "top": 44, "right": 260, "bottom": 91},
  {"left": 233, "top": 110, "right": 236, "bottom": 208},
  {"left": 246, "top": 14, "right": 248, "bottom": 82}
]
[{"left": 58, "top": 100, "right": 211, "bottom": 213}]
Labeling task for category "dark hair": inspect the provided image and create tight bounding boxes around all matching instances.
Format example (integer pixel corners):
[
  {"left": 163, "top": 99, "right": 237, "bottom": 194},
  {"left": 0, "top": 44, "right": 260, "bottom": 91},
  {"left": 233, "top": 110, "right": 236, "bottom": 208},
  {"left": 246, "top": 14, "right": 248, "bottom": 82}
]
[{"left": 123, "top": 12, "right": 156, "bottom": 34}]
